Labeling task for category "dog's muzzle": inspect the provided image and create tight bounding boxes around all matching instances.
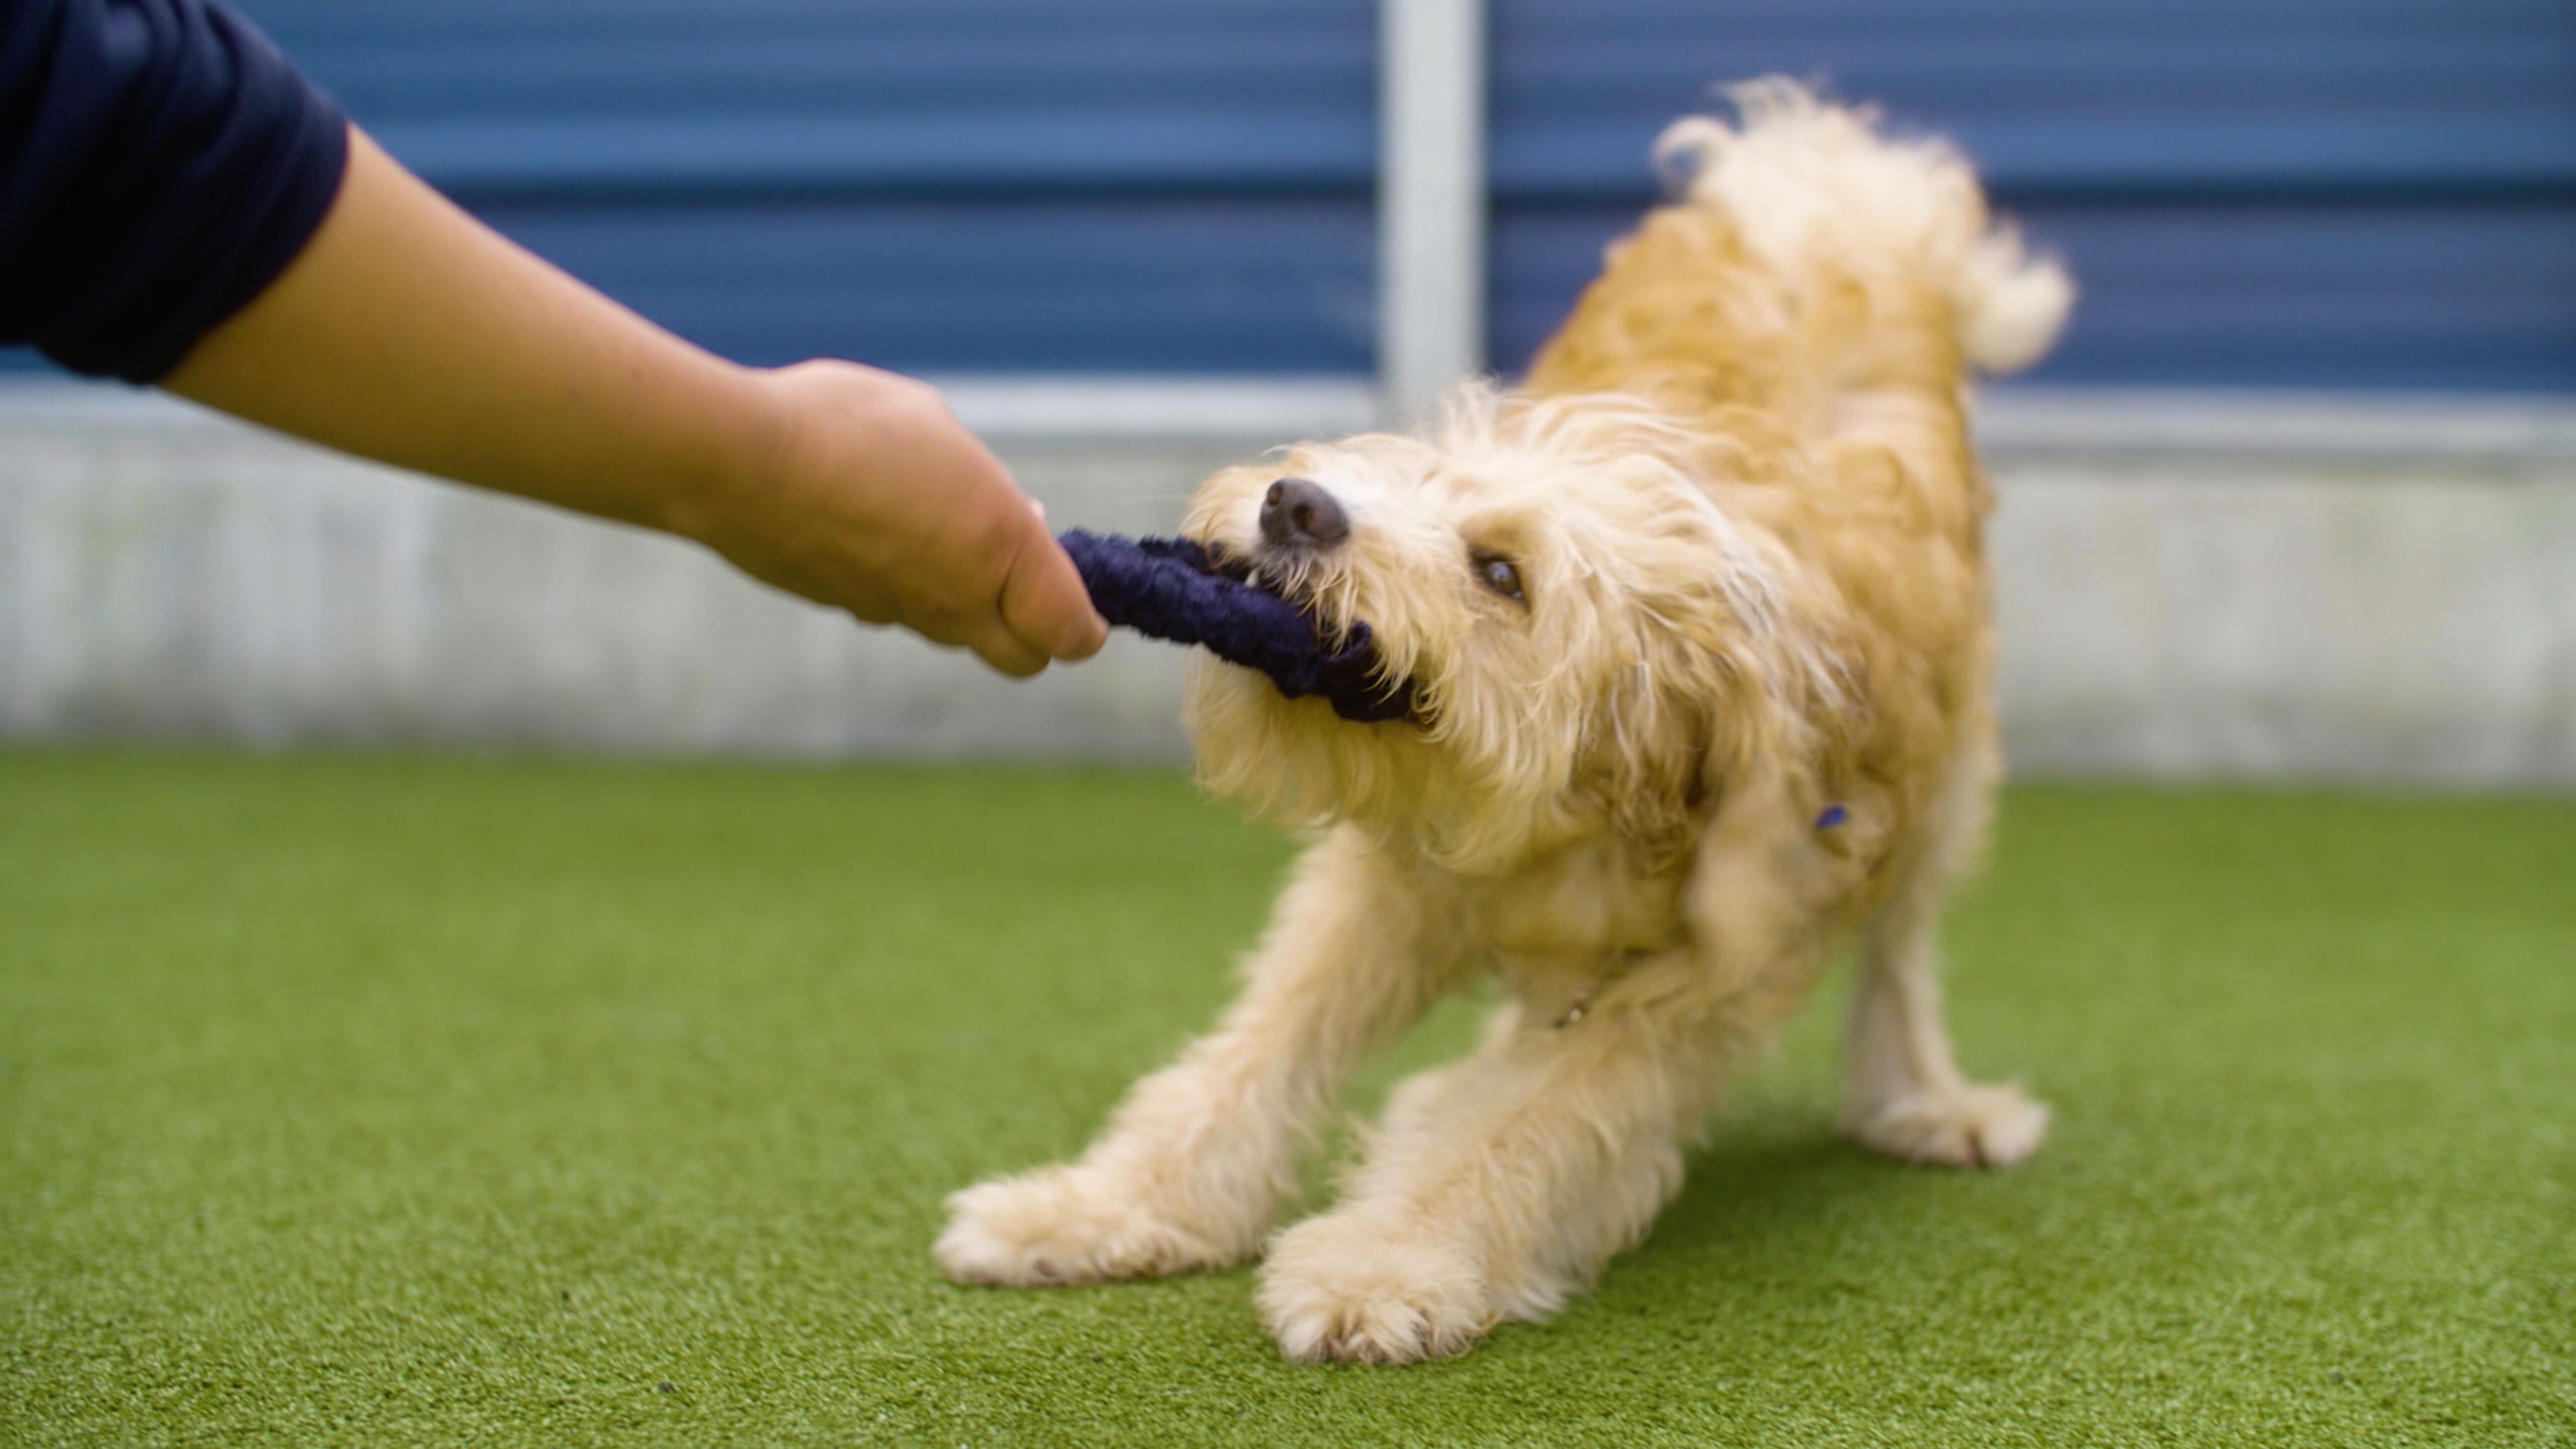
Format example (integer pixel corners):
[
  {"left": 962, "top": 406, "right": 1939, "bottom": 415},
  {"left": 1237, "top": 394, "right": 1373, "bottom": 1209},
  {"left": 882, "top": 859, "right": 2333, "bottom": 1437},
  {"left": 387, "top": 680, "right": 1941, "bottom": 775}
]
[{"left": 1259, "top": 477, "right": 1348, "bottom": 550}]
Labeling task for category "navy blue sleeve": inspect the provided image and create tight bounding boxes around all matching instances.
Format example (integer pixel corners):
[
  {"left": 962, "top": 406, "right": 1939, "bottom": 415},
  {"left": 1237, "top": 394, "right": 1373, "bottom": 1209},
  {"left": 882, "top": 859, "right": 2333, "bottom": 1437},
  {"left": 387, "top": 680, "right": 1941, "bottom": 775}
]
[{"left": 1, "top": 0, "right": 349, "bottom": 383}]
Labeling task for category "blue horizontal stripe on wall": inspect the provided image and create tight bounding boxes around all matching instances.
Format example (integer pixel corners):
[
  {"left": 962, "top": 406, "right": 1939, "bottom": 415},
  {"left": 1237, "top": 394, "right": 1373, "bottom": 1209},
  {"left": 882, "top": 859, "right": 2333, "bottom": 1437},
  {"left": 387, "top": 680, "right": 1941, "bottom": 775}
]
[
  {"left": 1499, "top": 118, "right": 2576, "bottom": 200},
  {"left": 1489, "top": 0, "right": 2576, "bottom": 391},
  {"left": 485, "top": 197, "right": 1377, "bottom": 373},
  {"left": 363, "top": 116, "right": 1375, "bottom": 199}
]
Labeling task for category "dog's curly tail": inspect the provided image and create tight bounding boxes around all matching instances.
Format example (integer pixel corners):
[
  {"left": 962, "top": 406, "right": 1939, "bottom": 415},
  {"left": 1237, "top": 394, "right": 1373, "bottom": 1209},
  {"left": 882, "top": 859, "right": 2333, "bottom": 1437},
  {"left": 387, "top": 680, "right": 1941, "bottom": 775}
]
[
  {"left": 1948, "top": 218, "right": 2074, "bottom": 376},
  {"left": 1653, "top": 79, "right": 2072, "bottom": 377}
]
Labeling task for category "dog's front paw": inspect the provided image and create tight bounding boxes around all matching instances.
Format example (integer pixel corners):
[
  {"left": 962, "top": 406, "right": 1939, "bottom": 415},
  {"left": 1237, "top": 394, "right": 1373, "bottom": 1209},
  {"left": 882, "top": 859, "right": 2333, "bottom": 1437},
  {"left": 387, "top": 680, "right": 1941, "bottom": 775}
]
[
  {"left": 1844, "top": 1082, "right": 2049, "bottom": 1169},
  {"left": 936, "top": 1164, "right": 1247, "bottom": 1286},
  {"left": 1258, "top": 1213, "right": 1495, "bottom": 1364}
]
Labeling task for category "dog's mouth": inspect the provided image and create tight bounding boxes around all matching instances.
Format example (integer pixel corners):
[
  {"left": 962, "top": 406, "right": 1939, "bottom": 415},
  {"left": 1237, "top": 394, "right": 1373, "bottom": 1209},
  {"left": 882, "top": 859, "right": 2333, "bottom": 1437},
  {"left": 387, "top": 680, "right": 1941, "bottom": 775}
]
[
  {"left": 1194, "top": 533, "right": 1346, "bottom": 625},
  {"left": 1187, "top": 535, "right": 1423, "bottom": 727},
  {"left": 1201, "top": 537, "right": 1340, "bottom": 618},
  {"left": 1198, "top": 538, "right": 1260, "bottom": 587}
]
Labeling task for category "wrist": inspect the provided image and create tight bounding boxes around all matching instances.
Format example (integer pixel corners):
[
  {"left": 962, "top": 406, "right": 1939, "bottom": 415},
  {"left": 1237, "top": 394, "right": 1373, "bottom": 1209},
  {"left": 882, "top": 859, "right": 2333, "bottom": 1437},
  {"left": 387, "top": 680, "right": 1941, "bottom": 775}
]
[{"left": 657, "top": 359, "right": 797, "bottom": 548}]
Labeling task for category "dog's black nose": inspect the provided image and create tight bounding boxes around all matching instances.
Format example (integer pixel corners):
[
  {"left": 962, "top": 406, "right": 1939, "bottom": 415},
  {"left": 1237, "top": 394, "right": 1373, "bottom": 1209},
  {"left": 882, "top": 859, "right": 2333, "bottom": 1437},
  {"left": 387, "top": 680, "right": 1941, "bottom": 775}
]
[{"left": 1259, "top": 477, "right": 1349, "bottom": 549}]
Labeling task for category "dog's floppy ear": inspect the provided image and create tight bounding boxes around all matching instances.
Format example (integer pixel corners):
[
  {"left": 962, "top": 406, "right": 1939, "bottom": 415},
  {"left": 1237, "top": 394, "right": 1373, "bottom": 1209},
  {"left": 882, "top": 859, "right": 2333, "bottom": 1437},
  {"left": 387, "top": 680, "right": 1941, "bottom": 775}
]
[
  {"left": 1598, "top": 577, "right": 1767, "bottom": 850},
  {"left": 1595, "top": 493, "right": 1843, "bottom": 856}
]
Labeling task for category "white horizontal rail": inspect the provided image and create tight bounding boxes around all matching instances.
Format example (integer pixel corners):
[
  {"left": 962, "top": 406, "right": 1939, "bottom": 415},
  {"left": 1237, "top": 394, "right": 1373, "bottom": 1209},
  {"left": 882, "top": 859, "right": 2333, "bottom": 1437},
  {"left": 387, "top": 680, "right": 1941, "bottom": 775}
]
[{"left": 6, "top": 379, "right": 2570, "bottom": 460}]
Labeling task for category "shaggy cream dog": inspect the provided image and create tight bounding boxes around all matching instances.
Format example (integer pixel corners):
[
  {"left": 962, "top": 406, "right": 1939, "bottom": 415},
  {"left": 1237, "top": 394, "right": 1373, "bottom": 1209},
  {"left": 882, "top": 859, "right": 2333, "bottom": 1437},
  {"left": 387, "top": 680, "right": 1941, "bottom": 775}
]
[{"left": 938, "top": 82, "right": 2072, "bottom": 1364}]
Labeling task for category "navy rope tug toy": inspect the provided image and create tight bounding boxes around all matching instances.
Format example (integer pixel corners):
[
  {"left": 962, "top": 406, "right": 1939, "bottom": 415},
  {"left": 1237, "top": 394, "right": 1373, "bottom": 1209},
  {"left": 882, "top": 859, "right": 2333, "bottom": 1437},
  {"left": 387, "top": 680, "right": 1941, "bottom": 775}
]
[{"left": 1058, "top": 530, "right": 1417, "bottom": 723}]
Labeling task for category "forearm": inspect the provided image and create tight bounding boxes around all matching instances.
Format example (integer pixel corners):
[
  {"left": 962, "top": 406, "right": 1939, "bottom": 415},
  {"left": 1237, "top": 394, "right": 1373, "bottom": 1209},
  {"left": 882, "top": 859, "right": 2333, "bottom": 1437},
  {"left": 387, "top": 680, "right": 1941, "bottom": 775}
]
[{"left": 160, "top": 126, "right": 769, "bottom": 536}]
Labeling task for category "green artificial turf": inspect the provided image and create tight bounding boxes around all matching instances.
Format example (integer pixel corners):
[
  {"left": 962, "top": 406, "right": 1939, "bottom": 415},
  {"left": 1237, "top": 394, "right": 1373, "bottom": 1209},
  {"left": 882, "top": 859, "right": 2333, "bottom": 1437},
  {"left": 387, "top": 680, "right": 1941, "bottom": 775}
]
[{"left": 3, "top": 752, "right": 2570, "bottom": 1447}]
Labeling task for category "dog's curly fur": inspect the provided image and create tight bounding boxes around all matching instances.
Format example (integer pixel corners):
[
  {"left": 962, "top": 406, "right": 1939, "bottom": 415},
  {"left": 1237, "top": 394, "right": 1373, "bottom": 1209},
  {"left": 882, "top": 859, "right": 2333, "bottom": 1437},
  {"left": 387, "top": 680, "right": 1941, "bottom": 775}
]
[{"left": 938, "top": 83, "right": 2073, "bottom": 1364}]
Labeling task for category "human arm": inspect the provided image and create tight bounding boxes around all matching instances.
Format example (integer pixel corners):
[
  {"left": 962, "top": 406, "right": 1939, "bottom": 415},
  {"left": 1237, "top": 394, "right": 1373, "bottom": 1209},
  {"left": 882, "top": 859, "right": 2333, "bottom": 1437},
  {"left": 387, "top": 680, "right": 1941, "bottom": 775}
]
[{"left": 160, "top": 128, "right": 1105, "bottom": 675}]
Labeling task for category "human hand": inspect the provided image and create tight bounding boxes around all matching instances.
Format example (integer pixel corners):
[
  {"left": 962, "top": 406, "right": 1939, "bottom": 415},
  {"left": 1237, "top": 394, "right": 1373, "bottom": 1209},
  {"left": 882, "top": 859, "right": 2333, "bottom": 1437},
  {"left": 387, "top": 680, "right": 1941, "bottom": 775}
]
[{"left": 683, "top": 360, "right": 1108, "bottom": 676}]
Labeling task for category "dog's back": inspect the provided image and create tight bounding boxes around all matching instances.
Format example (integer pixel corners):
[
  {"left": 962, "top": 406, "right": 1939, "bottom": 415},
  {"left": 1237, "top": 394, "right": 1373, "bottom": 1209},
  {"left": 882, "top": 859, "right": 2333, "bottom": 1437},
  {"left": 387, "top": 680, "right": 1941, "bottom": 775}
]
[{"left": 1524, "top": 79, "right": 2070, "bottom": 430}]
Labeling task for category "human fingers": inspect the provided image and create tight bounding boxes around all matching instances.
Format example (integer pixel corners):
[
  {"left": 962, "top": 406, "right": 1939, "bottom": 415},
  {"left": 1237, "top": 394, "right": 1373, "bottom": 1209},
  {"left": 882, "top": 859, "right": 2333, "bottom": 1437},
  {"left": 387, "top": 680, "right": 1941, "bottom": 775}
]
[
  {"left": 995, "top": 508, "right": 1108, "bottom": 663},
  {"left": 961, "top": 617, "right": 1052, "bottom": 678},
  {"left": 897, "top": 598, "right": 1050, "bottom": 678}
]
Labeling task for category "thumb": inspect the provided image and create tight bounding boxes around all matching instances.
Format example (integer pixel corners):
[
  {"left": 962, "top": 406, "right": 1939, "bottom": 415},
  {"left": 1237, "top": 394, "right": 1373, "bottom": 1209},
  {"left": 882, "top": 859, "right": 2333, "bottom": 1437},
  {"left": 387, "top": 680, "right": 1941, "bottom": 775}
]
[{"left": 996, "top": 509, "right": 1108, "bottom": 662}]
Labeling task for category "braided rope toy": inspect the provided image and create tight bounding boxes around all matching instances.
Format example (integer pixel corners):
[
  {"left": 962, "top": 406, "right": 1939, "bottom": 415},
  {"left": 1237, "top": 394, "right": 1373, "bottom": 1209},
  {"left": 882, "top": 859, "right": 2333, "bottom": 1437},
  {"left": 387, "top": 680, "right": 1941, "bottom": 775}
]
[{"left": 1057, "top": 530, "right": 1417, "bottom": 724}]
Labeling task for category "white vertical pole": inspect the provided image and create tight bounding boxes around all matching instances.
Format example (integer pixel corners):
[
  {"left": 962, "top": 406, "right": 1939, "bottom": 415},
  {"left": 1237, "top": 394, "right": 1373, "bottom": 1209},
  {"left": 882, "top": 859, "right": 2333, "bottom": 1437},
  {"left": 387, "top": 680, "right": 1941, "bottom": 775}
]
[{"left": 1379, "top": 0, "right": 1487, "bottom": 431}]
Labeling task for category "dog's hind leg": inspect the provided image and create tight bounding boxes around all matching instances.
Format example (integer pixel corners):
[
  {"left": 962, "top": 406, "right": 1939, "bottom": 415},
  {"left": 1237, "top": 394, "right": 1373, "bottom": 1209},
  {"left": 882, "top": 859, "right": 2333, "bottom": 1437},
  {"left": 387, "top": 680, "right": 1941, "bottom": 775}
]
[
  {"left": 936, "top": 827, "right": 1463, "bottom": 1287},
  {"left": 1838, "top": 720, "right": 2048, "bottom": 1168}
]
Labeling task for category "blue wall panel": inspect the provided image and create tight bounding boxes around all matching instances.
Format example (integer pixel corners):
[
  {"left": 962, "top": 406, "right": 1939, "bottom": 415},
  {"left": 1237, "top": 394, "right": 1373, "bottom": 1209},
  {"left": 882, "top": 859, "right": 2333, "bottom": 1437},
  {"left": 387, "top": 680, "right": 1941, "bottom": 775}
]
[
  {"left": 1490, "top": 0, "right": 2576, "bottom": 391},
  {"left": 248, "top": 0, "right": 1379, "bottom": 200},
  {"left": 1497, "top": 199, "right": 2576, "bottom": 392}
]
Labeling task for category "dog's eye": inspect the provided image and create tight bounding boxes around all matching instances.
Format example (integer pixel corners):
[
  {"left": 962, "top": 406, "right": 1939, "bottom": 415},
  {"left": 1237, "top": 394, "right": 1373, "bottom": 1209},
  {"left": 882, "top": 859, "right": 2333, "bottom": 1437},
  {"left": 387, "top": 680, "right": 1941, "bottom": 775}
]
[{"left": 1472, "top": 550, "right": 1525, "bottom": 604}]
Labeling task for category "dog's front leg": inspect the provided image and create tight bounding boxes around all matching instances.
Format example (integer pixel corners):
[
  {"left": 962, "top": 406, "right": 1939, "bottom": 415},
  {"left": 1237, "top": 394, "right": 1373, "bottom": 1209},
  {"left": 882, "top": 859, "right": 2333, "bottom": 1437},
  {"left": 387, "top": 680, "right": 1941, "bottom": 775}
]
[
  {"left": 1258, "top": 961, "right": 1742, "bottom": 1363},
  {"left": 938, "top": 826, "right": 1460, "bottom": 1286},
  {"left": 1258, "top": 766, "right": 1828, "bottom": 1363}
]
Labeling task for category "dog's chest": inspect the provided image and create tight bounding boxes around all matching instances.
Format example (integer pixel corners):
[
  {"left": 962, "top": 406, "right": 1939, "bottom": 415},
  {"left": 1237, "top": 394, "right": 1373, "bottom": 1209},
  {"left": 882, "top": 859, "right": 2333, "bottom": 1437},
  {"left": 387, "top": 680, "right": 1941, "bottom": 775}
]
[{"left": 1457, "top": 838, "right": 1687, "bottom": 963}]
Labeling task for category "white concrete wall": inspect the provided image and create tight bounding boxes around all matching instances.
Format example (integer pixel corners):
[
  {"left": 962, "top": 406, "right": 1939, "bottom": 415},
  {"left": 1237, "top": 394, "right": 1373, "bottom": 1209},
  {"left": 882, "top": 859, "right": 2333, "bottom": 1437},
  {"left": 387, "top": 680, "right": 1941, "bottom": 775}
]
[
  {"left": 1992, "top": 458, "right": 2575, "bottom": 784},
  {"left": 4, "top": 381, "right": 2571, "bottom": 782}
]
